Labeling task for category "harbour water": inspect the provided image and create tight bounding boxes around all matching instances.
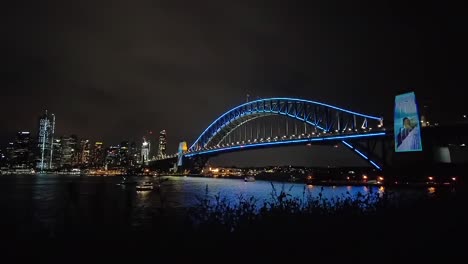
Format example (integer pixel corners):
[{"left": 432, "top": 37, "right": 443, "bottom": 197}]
[{"left": 0, "top": 174, "right": 433, "bottom": 237}]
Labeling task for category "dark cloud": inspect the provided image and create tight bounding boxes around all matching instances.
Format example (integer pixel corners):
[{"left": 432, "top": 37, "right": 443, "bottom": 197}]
[{"left": 1, "top": 0, "right": 466, "bottom": 166}]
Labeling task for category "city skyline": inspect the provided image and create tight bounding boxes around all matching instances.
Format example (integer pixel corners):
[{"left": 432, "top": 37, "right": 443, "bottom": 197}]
[{"left": 0, "top": 110, "right": 173, "bottom": 172}]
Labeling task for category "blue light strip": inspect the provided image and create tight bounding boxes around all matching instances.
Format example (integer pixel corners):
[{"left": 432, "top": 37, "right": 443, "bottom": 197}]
[
  {"left": 341, "top": 140, "right": 382, "bottom": 170},
  {"left": 354, "top": 148, "right": 369, "bottom": 160},
  {"left": 341, "top": 141, "right": 353, "bottom": 149},
  {"left": 369, "top": 160, "right": 382, "bottom": 170},
  {"left": 189, "top": 98, "right": 383, "bottom": 150},
  {"left": 185, "top": 132, "right": 385, "bottom": 157}
]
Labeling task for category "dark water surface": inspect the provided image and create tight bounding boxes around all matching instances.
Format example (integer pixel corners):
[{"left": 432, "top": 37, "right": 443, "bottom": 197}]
[{"left": 0, "top": 174, "right": 432, "bottom": 237}]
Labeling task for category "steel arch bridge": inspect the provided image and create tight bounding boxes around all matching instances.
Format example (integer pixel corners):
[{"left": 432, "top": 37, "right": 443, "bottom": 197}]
[{"left": 176, "top": 98, "right": 387, "bottom": 170}]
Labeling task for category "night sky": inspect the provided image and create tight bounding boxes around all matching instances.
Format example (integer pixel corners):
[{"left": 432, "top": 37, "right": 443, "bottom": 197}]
[{"left": 2, "top": 0, "right": 465, "bottom": 166}]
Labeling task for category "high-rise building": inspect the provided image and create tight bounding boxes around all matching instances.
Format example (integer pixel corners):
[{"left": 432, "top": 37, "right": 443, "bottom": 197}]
[
  {"left": 119, "top": 141, "right": 130, "bottom": 167},
  {"left": 141, "top": 137, "right": 150, "bottom": 163},
  {"left": 5, "top": 142, "right": 14, "bottom": 165},
  {"left": 0, "top": 148, "right": 6, "bottom": 168},
  {"left": 157, "top": 130, "right": 167, "bottom": 159},
  {"left": 11, "top": 132, "right": 32, "bottom": 168},
  {"left": 51, "top": 138, "right": 62, "bottom": 169},
  {"left": 60, "top": 135, "right": 78, "bottom": 168},
  {"left": 79, "top": 139, "right": 91, "bottom": 167},
  {"left": 90, "top": 142, "right": 105, "bottom": 168},
  {"left": 129, "top": 141, "right": 140, "bottom": 167},
  {"left": 105, "top": 145, "right": 120, "bottom": 168},
  {"left": 37, "top": 110, "right": 55, "bottom": 171}
]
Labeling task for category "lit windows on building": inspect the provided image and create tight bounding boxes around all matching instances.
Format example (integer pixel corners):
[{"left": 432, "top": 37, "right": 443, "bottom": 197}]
[
  {"left": 60, "top": 135, "right": 78, "bottom": 168},
  {"left": 11, "top": 131, "right": 32, "bottom": 169},
  {"left": 141, "top": 138, "right": 150, "bottom": 163},
  {"left": 37, "top": 110, "right": 55, "bottom": 171},
  {"left": 80, "top": 139, "right": 91, "bottom": 166},
  {"left": 157, "top": 130, "right": 167, "bottom": 159}
]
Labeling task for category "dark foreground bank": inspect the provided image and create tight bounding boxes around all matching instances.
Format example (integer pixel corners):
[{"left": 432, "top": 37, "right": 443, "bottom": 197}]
[{"left": 1, "top": 185, "right": 467, "bottom": 262}]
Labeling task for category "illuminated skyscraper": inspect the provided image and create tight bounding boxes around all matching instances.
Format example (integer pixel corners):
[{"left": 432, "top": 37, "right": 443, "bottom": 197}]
[
  {"left": 51, "top": 138, "right": 62, "bottom": 169},
  {"left": 11, "top": 132, "right": 32, "bottom": 168},
  {"left": 37, "top": 110, "right": 55, "bottom": 171},
  {"left": 141, "top": 137, "right": 150, "bottom": 163},
  {"left": 119, "top": 141, "right": 129, "bottom": 167},
  {"left": 105, "top": 145, "right": 120, "bottom": 168},
  {"left": 80, "top": 139, "right": 91, "bottom": 166},
  {"left": 91, "top": 142, "right": 105, "bottom": 168},
  {"left": 5, "top": 142, "right": 14, "bottom": 166},
  {"left": 60, "top": 135, "right": 78, "bottom": 168},
  {"left": 157, "top": 130, "right": 167, "bottom": 159},
  {"left": 129, "top": 141, "right": 139, "bottom": 167}
]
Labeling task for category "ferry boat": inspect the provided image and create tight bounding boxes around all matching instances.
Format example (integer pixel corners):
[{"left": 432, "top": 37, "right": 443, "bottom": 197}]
[
  {"left": 136, "top": 181, "right": 154, "bottom": 191},
  {"left": 244, "top": 176, "right": 255, "bottom": 182}
]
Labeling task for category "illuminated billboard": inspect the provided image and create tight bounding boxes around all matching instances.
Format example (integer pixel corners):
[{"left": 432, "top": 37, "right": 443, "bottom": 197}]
[{"left": 394, "top": 92, "right": 423, "bottom": 152}]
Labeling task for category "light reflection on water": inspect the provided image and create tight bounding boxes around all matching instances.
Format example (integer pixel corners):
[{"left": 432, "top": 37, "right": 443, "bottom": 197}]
[{"left": 0, "top": 174, "right": 431, "bottom": 231}]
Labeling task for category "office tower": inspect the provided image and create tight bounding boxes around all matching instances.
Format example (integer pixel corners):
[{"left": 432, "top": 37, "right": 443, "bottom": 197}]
[
  {"left": 11, "top": 131, "right": 32, "bottom": 168},
  {"left": 141, "top": 137, "right": 150, "bottom": 163},
  {"left": 37, "top": 110, "right": 55, "bottom": 171},
  {"left": 157, "top": 130, "right": 167, "bottom": 159},
  {"left": 0, "top": 148, "right": 6, "bottom": 168},
  {"left": 51, "top": 138, "right": 62, "bottom": 169},
  {"left": 119, "top": 141, "right": 129, "bottom": 167},
  {"left": 91, "top": 141, "right": 105, "bottom": 168},
  {"left": 129, "top": 141, "right": 140, "bottom": 167},
  {"left": 105, "top": 145, "right": 120, "bottom": 167},
  {"left": 60, "top": 135, "right": 78, "bottom": 168},
  {"left": 5, "top": 142, "right": 14, "bottom": 166},
  {"left": 80, "top": 139, "right": 91, "bottom": 166}
]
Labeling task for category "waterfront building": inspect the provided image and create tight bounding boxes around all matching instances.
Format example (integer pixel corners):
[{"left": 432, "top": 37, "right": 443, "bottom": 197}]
[
  {"left": 11, "top": 131, "right": 33, "bottom": 168},
  {"left": 157, "top": 130, "right": 167, "bottom": 159},
  {"left": 105, "top": 145, "right": 120, "bottom": 168},
  {"left": 60, "top": 135, "right": 78, "bottom": 168},
  {"left": 129, "top": 141, "right": 140, "bottom": 167},
  {"left": 141, "top": 137, "right": 150, "bottom": 163},
  {"left": 90, "top": 141, "right": 105, "bottom": 168},
  {"left": 119, "top": 141, "right": 129, "bottom": 167},
  {"left": 51, "top": 138, "right": 62, "bottom": 169},
  {"left": 36, "top": 110, "right": 55, "bottom": 171},
  {"left": 79, "top": 139, "right": 91, "bottom": 166}
]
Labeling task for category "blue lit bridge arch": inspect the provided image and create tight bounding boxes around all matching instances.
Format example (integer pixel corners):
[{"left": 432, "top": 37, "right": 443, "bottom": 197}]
[{"left": 180, "top": 98, "right": 387, "bottom": 170}]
